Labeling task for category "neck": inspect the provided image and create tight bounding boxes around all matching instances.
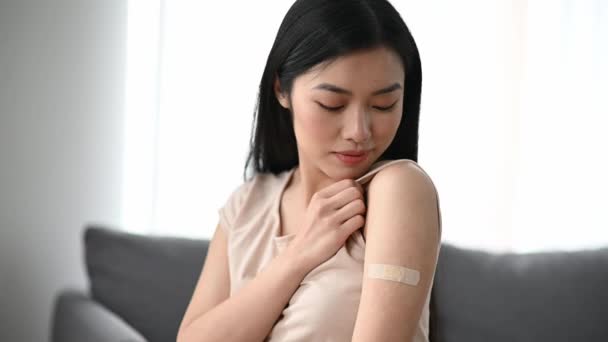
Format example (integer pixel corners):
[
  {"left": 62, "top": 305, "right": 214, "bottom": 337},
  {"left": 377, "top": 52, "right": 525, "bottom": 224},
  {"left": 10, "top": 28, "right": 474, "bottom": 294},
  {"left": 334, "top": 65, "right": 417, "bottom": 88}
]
[{"left": 289, "top": 164, "right": 336, "bottom": 208}]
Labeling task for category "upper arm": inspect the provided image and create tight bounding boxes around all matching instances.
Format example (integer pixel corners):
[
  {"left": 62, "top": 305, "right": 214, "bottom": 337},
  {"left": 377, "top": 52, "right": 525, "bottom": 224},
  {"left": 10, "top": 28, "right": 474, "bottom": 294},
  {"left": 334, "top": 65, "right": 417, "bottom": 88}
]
[
  {"left": 178, "top": 221, "right": 231, "bottom": 334},
  {"left": 352, "top": 161, "right": 441, "bottom": 342}
]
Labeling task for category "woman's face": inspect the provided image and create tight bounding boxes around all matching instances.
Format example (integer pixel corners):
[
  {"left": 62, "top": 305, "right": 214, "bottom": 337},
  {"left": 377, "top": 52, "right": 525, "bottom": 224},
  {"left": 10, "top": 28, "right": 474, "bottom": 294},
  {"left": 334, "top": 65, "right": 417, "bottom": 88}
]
[{"left": 275, "top": 45, "right": 405, "bottom": 179}]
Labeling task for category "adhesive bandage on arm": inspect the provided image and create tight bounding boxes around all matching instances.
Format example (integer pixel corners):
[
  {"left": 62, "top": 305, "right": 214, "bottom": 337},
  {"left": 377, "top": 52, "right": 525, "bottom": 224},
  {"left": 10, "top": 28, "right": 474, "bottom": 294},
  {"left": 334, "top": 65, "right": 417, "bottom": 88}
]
[{"left": 366, "top": 263, "right": 420, "bottom": 286}]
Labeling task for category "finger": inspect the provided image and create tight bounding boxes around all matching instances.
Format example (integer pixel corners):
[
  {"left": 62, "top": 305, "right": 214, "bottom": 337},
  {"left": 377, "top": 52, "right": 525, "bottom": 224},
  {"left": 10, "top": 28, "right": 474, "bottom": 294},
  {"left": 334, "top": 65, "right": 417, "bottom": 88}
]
[
  {"left": 329, "top": 186, "right": 364, "bottom": 210},
  {"left": 334, "top": 198, "right": 366, "bottom": 223},
  {"left": 339, "top": 214, "right": 365, "bottom": 235},
  {"left": 316, "top": 179, "right": 359, "bottom": 199},
  {"left": 353, "top": 181, "right": 365, "bottom": 196}
]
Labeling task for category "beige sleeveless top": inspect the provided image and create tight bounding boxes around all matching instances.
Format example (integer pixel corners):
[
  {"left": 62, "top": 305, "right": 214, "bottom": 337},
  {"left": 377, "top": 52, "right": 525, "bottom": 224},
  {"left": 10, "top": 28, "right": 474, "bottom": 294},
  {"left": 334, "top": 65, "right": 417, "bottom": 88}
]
[{"left": 217, "top": 159, "right": 443, "bottom": 341}]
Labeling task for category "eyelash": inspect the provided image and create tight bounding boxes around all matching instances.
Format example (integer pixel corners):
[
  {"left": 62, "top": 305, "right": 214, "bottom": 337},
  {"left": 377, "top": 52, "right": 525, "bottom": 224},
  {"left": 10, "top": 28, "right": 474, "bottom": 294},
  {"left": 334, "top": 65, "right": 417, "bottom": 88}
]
[{"left": 317, "top": 102, "right": 397, "bottom": 112}]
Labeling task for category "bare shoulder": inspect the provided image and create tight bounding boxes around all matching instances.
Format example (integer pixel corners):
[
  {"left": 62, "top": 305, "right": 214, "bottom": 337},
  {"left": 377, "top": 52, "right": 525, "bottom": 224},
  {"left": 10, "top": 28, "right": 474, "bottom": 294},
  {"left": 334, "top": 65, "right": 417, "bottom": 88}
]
[
  {"left": 364, "top": 159, "right": 440, "bottom": 243},
  {"left": 368, "top": 159, "right": 437, "bottom": 198}
]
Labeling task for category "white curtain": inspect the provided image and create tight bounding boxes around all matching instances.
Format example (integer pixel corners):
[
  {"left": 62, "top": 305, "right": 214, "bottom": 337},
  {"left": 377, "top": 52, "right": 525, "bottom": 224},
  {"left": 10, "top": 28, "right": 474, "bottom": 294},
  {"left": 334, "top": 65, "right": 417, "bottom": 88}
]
[{"left": 121, "top": 0, "right": 608, "bottom": 253}]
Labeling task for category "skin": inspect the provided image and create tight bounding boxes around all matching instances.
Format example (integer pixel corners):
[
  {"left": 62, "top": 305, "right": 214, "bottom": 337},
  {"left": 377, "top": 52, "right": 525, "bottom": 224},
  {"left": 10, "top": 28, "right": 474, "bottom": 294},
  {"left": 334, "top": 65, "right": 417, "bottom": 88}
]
[
  {"left": 275, "top": 45, "right": 440, "bottom": 341},
  {"left": 177, "top": 45, "right": 440, "bottom": 342},
  {"left": 274, "top": 45, "right": 405, "bottom": 211}
]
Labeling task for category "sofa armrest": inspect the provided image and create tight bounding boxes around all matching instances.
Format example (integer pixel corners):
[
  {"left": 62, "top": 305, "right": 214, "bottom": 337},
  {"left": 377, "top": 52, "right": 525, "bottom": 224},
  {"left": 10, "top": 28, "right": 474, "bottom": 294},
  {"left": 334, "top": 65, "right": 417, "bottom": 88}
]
[{"left": 51, "top": 289, "right": 147, "bottom": 342}]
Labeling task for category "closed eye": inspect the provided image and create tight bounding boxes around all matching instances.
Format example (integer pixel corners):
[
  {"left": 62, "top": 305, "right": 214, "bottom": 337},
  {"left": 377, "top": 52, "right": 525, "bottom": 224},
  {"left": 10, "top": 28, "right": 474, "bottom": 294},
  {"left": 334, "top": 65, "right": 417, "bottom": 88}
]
[
  {"left": 317, "top": 103, "right": 344, "bottom": 111},
  {"left": 374, "top": 102, "right": 397, "bottom": 111},
  {"left": 375, "top": 99, "right": 399, "bottom": 111},
  {"left": 316, "top": 101, "right": 398, "bottom": 112}
]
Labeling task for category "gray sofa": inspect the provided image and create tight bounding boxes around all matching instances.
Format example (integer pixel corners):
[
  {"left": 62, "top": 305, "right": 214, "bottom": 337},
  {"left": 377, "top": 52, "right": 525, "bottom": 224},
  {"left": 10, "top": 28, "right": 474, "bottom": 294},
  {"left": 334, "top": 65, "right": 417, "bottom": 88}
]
[{"left": 51, "top": 225, "right": 608, "bottom": 342}]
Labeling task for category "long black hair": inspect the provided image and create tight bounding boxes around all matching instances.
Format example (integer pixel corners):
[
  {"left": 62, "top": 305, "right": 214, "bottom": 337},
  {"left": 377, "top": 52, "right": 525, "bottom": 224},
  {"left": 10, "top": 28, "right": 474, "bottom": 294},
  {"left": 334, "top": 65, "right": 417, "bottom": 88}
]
[{"left": 243, "top": 0, "right": 422, "bottom": 181}]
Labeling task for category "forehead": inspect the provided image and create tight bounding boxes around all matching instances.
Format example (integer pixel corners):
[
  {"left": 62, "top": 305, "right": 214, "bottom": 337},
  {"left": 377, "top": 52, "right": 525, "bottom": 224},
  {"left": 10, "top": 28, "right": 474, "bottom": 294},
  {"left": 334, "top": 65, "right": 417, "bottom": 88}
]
[{"left": 297, "top": 46, "right": 405, "bottom": 91}]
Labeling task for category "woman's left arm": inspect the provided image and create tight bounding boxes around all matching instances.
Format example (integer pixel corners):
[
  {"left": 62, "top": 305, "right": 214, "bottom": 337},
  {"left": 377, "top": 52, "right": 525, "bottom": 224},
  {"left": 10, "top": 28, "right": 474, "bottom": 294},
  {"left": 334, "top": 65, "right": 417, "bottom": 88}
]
[{"left": 351, "top": 161, "right": 441, "bottom": 342}]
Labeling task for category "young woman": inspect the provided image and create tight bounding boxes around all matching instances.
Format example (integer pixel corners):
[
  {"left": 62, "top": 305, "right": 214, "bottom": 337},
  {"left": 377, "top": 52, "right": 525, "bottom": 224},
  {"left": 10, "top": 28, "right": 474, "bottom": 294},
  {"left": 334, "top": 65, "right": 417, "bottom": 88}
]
[{"left": 178, "top": 0, "right": 442, "bottom": 341}]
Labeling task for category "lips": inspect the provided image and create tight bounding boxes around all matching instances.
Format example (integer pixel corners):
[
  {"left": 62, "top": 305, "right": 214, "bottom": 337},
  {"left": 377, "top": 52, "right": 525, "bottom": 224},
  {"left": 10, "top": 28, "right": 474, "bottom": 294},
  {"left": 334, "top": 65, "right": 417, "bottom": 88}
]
[
  {"left": 334, "top": 150, "right": 370, "bottom": 165},
  {"left": 335, "top": 150, "right": 369, "bottom": 156}
]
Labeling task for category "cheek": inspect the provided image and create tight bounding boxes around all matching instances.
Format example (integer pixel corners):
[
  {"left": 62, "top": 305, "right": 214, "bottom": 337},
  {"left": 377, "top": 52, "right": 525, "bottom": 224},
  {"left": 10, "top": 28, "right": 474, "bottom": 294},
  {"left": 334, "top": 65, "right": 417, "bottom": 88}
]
[
  {"left": 372, "top": 112, "right": 402, "bottom": 144},
  {"left": 294, "top": 106, "right": 335, "bottom": 142}
]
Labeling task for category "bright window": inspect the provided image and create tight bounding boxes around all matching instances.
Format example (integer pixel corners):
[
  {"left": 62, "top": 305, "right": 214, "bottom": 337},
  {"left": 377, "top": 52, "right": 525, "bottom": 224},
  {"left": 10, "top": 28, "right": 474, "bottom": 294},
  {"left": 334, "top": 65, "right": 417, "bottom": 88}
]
[{"left": 122, "top": 0, "right": 608, "bottom": 252}]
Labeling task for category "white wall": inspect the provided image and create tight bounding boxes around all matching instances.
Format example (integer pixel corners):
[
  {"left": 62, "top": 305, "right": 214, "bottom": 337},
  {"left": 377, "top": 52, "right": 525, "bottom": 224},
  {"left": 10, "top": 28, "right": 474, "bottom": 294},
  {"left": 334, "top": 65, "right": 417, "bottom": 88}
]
[{"left": 0, "top": 1, "right": 126, "bottom": 341}]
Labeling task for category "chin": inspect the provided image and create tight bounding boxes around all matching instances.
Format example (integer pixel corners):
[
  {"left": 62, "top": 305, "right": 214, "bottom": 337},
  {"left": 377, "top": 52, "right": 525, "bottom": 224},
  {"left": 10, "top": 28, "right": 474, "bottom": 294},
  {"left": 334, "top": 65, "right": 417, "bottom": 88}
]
[{"left": 328, "top": 155, "right": 374, "bottom": 178}]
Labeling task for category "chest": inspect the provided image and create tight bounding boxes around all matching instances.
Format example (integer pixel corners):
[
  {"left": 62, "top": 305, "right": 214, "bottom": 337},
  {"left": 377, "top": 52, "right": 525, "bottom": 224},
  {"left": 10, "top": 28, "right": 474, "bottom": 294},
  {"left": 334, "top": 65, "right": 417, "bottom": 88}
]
[
  {"left": 278, "top": 190, "right": 304, "bottom": 237},
  {"left": 267, "top": 238, "right": 365, "bottom": 340}
]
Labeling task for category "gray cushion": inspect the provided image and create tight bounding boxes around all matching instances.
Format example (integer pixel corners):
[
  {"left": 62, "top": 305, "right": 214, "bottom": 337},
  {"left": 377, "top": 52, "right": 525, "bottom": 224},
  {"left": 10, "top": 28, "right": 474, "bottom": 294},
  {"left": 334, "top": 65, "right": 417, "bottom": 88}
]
[
  {"left": 84, "top": 225, "right": 208, "bottom": 342},
  {"left": 429, "top": 243, "right": 608, "bottom": 342},
  {"left": 51, "top": 290, "right": 147, "bottom": 342}
]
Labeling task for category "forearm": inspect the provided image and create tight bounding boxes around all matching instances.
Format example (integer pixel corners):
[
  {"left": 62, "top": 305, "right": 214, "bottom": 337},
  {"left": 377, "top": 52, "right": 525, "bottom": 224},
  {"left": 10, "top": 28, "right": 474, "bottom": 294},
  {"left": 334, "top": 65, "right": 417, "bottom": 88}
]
[{"left": 177, "top": 250, "right": 307, "bottom": 342}]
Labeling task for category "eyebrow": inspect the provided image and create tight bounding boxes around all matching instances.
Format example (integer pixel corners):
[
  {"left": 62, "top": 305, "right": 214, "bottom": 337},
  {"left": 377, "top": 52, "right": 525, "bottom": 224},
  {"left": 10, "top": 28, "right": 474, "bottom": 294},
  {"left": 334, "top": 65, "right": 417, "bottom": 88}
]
[{"left": 312, "top": 82, "right": 402, "bottom": 96}]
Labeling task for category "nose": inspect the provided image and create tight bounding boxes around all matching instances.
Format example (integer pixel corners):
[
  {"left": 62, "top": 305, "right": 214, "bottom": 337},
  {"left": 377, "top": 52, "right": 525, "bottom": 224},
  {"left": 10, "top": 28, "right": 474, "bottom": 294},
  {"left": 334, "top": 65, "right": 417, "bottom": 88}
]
[{"left": 343, "top": 107, "right": 371, "bottom": 143}]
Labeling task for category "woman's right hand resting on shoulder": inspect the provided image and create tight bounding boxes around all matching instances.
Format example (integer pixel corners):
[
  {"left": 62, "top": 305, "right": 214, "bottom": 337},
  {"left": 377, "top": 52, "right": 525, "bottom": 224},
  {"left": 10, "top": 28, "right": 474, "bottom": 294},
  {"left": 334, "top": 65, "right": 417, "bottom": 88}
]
[{"left": 284, "top": 179, "right": 367, "bottom": 275}]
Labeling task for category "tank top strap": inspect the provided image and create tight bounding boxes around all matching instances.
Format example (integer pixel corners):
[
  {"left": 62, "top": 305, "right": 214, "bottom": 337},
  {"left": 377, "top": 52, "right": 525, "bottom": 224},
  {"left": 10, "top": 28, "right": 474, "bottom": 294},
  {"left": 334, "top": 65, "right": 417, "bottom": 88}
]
[{"left": 355, "top": 158, "right": 414, "bottom": 186}]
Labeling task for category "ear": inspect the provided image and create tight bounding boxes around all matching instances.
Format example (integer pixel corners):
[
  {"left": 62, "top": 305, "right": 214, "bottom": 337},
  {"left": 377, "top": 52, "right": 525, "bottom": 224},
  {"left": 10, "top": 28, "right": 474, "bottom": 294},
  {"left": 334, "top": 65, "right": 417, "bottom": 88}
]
[{"left": 274, "top": 76, "right": 290, "bottom": 109}]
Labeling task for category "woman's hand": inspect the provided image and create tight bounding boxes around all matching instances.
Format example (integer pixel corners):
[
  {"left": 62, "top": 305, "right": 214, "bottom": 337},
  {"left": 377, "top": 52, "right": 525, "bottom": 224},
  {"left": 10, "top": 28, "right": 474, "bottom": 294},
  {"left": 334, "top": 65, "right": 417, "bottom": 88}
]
[{"left": 284, "top": 179, "right": 366, "bottom": 275}]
